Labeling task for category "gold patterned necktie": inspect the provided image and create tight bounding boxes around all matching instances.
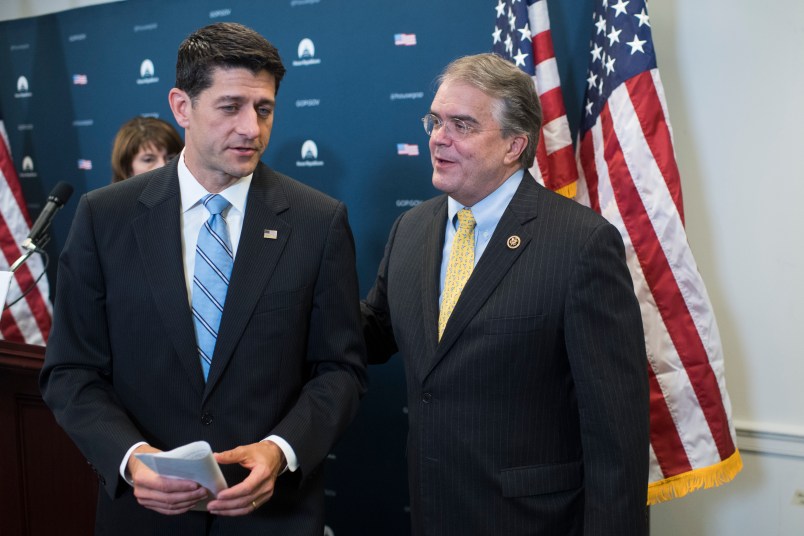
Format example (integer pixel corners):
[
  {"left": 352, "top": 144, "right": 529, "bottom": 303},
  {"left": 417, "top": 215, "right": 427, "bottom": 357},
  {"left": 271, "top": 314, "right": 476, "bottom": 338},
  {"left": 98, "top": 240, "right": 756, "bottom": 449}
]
[{"left": 438, "top": 208, "right": 476, "bottom": 340}]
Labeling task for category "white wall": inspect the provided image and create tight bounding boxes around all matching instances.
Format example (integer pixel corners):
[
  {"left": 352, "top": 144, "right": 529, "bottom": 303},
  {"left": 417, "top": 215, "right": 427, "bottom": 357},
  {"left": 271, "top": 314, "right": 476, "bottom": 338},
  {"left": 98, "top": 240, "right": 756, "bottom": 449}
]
[
  {"left": 0, "top": 0, "right": 122, "bottom": 21},
  {"left": 650, "top": 0, "right": 804, "bottom": 533},
  {"left": 4, "top": 0, "right": 804, "bottom": 532}
]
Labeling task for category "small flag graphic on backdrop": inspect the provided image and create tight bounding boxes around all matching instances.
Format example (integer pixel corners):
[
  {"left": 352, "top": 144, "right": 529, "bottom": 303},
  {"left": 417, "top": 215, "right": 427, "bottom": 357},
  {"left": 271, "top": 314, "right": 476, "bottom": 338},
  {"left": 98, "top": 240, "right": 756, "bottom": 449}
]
[
  {"left": 77, "top": 159, "right": 93, "bottom": 170},
  {"left": 72, "top": 74, "right": 88, "bottom": 85},
  {"left": 394, "top": 33, "right": 417, "bottom": 46},
  {"left": 396, "top": 143, "right": 419, "bottom": 156}
]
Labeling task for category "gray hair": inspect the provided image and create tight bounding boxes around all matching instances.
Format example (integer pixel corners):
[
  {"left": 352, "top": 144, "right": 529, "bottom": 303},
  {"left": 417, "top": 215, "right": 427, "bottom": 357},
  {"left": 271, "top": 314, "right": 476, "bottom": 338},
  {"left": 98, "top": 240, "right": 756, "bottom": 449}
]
[{"left": 437, "top": 53, "right": 542, "bottom": 168}]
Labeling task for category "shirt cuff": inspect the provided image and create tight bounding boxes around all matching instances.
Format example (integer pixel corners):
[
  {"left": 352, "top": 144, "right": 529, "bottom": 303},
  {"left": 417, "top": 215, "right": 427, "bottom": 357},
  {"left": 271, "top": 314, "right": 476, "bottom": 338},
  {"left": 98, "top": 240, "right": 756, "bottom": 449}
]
[
  {"left": 264, "top": 435, "right": 299, "bottom": 473},
  {"left": 120, "top": 441, "right": 149, "bottom": 486}
]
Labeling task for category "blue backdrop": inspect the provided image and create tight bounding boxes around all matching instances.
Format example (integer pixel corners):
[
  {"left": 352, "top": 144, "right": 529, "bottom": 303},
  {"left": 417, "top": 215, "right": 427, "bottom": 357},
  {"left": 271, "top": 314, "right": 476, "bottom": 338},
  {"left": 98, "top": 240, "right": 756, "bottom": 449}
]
[{"left": 0, "top": 0, "right": 592, "bottom": 533}]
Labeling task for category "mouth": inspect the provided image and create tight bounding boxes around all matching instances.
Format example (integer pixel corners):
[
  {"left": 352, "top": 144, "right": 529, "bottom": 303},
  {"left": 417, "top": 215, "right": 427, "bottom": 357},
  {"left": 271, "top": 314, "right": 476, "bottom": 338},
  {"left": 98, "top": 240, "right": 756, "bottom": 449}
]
[
  {"left": 433, "top": 155, "right": 456, "bottom": 168},
  {"left": 231, "top": 146, "right": 260, "bottom": 156}
]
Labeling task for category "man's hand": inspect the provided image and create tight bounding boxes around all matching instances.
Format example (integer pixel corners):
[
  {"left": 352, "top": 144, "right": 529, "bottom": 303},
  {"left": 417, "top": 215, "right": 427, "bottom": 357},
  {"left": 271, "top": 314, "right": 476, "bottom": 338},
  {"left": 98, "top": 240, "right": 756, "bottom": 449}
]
[
  {"left": 207, "top": 440, "right": 286, "bottom": 516},
  {"left": 127, "top": 444, "right": 209, "bottom": 515}
]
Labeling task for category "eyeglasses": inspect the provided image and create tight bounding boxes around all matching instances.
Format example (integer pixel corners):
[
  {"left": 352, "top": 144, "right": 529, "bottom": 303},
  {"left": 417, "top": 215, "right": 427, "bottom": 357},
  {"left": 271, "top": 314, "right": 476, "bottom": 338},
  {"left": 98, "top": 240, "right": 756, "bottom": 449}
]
[{"left": 421, "top": 113, "right": 503, "bottom": 140}]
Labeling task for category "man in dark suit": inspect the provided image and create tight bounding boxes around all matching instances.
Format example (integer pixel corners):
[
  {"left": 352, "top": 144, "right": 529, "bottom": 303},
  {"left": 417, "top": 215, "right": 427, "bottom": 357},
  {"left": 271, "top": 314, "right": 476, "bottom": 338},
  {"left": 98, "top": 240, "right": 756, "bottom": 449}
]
[
  {"left": 40, "top": 22, "right": 367, "bottom": 535},
  {"left": 362, "top": 53, "right": 649, "bottom": 535}
]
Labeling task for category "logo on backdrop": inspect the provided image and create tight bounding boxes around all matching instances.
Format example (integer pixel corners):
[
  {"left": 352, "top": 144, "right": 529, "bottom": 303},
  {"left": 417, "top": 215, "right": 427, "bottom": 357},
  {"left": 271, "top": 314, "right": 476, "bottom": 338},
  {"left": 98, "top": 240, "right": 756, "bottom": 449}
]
[
  {"left": 209, "top": 8, "right": 232, "bottom": 18},
  {"left": 137, "top": 59, "right": 159, "bottom": 85},
  {"left": 295, "top": 99, "right": 321, "bottom": 108},
  {"left": 73, "top": 74, "right": 88, "bottom": 85},
  {"left": 78, "top": 159, "right": 93, "bottom": 170},
  {"left": 290, "top": 0, "right": 321, "bottom": 6},
  {"left": 19, "top": 156, "right": 37, "bottom": 179},
  {"left": 68, "top": 33, "right": 87, "bottom": 42},
  {"left": 133, "top": 23, "right": 158, "bottom": 32},
  {"left": 14, "top": 76, "right": 32, "bottom": 98},
  {"left": 292, "top": 39, "right": 321, "bottom": 67},
  {"left": 297, "top": 140, "right": 324, "bottom": 167},
  {"left": 390, "top": 92, "right": 424, "bottom": 101}
]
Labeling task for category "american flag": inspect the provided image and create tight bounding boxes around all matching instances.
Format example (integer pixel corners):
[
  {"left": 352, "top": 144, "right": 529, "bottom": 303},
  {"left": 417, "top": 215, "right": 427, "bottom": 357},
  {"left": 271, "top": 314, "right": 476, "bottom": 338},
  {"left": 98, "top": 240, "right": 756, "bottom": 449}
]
[
  {"left": 498, "top": 0, "right": 742, "bottom": 503},
  {"left": 492, "top": 0, "right": 578, "bottom": 198},
  {"left": 72, "top": 74, "right": 88, "bottom": 85},
  {"left": 394, "top": 33, "right": 417, "bottom": 46},
  {"left": 0, "top": 117, "right": 52, "bottom": 345},
  {"left": 396, "top": 143, "right": 419, "bottom": 156},
  {"left": 77, "top": 159, "right": 92, "bottom": 170}
]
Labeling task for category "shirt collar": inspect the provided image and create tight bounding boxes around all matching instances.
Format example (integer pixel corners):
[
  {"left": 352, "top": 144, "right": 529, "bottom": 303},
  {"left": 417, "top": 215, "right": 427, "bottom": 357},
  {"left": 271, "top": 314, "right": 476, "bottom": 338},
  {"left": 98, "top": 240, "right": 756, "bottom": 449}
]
[
  {"left": 447, "top": 168, "right": 524, "bottom": 230},
  {"left": 178, "top": 149, "right": 252, "bottom": 214}
]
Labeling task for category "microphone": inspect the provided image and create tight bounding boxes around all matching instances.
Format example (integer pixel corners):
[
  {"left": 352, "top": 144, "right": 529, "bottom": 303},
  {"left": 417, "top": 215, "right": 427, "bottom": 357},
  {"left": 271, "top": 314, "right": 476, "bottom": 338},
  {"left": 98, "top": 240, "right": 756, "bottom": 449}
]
[{"left": 21, "top": 181, "right": 74, "bottom": 252}]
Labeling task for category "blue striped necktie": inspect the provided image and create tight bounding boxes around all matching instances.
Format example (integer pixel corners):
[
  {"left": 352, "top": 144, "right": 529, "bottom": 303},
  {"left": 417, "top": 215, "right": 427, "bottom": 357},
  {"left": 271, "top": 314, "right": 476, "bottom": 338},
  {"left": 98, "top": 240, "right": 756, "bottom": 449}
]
[{"left": 192, "top": 194, "right": 233, "bottom": 380}]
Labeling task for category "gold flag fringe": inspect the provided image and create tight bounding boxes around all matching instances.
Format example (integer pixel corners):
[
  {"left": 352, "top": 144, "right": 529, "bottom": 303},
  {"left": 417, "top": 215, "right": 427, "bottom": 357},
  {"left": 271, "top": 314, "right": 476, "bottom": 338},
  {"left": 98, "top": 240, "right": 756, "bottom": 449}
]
[
  {"left": 647, "top": 449, "right": 743, "bottom": 505},
  {"left": 554, "top": 180, "right": 577, "bottom": 199}
]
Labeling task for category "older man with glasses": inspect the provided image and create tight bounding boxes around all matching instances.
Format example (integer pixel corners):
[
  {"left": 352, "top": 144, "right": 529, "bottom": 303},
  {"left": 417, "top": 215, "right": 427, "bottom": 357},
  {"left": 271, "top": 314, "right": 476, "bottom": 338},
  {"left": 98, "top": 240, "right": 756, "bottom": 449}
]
[{"left": 362, "top": 53, "right": 650, "bottom": 536}]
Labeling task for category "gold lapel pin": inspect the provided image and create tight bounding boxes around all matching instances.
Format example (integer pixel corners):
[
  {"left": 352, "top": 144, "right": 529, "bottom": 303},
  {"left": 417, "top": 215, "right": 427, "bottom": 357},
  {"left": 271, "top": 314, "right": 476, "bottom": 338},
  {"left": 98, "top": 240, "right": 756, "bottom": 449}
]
[
  {"left": 263, "top": 229, "right": 278, "bottom": 239},
  {"left": 507, "top": 235, "right": 521, "bottom": 249}
]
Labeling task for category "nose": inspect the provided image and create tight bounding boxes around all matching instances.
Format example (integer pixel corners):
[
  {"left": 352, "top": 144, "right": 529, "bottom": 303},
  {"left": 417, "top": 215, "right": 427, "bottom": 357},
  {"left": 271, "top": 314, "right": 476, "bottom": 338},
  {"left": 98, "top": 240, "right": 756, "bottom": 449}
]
[
  {"left": 430, "top": 122, "right": 451, "bottom": 146},
  {"left": 237, "top": 107, "right": 261, "bottom": 139}
]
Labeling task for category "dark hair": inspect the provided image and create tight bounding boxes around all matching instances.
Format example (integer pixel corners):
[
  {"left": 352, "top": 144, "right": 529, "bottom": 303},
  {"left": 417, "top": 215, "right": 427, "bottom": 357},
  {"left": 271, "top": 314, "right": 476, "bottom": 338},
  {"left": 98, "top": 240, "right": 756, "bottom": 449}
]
[
  {"left": 438, "top": 53, "right": 543, "bottom": 168},
  {"left": 111, "top": 117, "right": 183, "bottom": 183},
  {"left": 175, "top": 22, "right": 286, "bottom": 100}
]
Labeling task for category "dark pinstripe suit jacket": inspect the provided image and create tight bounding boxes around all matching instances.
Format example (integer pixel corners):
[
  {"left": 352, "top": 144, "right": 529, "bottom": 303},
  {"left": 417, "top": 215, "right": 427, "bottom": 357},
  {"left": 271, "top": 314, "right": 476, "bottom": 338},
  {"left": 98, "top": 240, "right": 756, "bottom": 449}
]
[
  {"left": 40, "top": 160, "right": 367, "bottom": 535},
  {"left": 363, "top": 173, "right": 649, "bottom": 536}
]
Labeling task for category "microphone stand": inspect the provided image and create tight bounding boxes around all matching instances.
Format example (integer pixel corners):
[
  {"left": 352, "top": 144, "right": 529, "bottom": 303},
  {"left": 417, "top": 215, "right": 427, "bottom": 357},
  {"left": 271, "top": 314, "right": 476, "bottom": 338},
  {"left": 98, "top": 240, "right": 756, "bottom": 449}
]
[{"left": 9, "top": 245, "right": 37, "bottom": 273}]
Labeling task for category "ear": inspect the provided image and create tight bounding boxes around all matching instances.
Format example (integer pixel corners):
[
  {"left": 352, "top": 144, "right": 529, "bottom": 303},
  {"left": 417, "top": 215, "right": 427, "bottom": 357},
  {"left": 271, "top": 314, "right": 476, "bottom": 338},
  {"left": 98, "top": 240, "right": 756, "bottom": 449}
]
[
  {"left": 503, "top": 134, "right": 528, "bottom": 165},
  {"left": 168, "top": 88, "right": 191, "bottom": 129}
]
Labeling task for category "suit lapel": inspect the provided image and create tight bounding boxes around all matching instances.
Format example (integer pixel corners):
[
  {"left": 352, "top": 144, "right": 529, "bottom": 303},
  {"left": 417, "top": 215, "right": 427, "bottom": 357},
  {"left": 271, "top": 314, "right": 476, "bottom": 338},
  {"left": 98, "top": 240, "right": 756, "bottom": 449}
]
[
  {"left": 420, "top": 199, "right": 448, "bottom": 360},
  {"left": 204, "top": 165, "right": 291, "bottom": 395},
  {"left": 424, "top": 174, "right": 541, "bottom": 379},
  {"left": 133, "top": 163, "right": 205, "bottom": 397}
]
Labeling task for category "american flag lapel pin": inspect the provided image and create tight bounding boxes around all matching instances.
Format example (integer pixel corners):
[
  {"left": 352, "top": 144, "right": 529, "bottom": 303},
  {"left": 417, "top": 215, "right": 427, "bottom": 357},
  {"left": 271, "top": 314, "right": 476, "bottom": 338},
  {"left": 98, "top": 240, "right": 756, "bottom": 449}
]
[{"left": 263, "top": 229, "right": 278, "bottom": 239}]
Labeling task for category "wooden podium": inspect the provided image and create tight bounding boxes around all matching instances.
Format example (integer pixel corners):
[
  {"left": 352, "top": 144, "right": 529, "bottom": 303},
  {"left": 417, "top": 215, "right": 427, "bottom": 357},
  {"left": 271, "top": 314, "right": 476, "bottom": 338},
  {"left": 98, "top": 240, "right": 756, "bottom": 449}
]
[{"left": 0, "top": 340, "right": 97, "bottom": 535}]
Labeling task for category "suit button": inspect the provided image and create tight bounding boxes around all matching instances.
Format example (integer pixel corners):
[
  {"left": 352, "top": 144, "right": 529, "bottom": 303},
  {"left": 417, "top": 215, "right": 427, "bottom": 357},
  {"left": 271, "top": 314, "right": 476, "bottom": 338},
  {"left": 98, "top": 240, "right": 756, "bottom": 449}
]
[
  {"left": 422, "top": 393, "right": 432, "bottom": 403},
  {"left": 201, "top": 413, "right": 213, "bottom": 425}
]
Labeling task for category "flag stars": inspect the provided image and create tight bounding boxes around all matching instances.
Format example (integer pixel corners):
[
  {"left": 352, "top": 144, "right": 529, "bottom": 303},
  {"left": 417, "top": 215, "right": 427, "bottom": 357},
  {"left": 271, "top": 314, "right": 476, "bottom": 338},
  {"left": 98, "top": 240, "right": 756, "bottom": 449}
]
[
  {"left": 595, "top": 15, "right": 607, "bottom": 35},
  {"left": 591, "top": 42, "right": 603, "bottom": 62},
  {"left": 605, "top": 55, "right": 616, "bottom": 74},
  {"left": 517, "top": 23, "right": 532, "bottom": 42},
  {"left": 513, "top": 49, "right": 529, "bottom": 67},
  {"left": 611, "top": 0, "right": 630, "bottom": 16},
  {"left": 627, "top": 35, "right": 647, "bottom": 54},
  {"left": 585, "top": 99, "right": 594, "bottom": 116},
  {"left": 495, "top": 0, "right": 506, "bottom": 18},
  {"left": 635, "top": 8, "right": 650, "bottom": 27},
  {"left": 607, "top": 26, "right": 622, "bottom": 46},
  {"left": 492, "top": 26, "right": 502, "bottom": 44},
  {"left": 587, "top": 72, "right": 598, "bottom": 90},
  {"left": 504, "top": 34, "right": 514, "bottom": 55},
  {"left": 508, "top": 7, "right": 516, "bottom": 32}
]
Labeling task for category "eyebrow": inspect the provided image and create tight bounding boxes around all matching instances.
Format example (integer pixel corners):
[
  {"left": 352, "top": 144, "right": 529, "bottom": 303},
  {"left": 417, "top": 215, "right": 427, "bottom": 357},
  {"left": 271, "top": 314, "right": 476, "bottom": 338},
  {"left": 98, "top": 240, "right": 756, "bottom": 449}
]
[
  {"left": 429, "top": 111, "right": 479, "bottom": 124},
  {"left": 214, "top": 95, "right": 275, "bottom": 106}
]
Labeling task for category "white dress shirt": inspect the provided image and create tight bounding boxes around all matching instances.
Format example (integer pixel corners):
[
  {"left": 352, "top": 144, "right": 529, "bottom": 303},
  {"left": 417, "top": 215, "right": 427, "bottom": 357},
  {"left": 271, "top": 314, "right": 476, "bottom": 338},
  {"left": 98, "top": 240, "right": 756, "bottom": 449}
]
[{"left": 120, "top": 151, "right": 298, "bottom": 484}]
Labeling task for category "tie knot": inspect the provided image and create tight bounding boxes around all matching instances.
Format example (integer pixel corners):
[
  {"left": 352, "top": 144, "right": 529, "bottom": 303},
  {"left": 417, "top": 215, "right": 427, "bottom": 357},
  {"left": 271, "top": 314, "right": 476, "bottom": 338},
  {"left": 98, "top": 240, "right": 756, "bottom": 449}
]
[
  {"left": 203, "top": 194, "right": 230, "bottom": 216},
  {"left": 456, "top": 208, "right": 475, "bottom": 231}
]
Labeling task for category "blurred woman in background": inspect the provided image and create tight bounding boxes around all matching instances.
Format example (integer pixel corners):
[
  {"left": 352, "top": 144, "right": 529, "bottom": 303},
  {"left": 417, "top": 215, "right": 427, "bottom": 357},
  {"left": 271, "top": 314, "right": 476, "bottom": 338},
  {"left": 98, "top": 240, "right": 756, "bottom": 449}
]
[{"left": 111, "top": 116, "right": 183, "bottom": 182}]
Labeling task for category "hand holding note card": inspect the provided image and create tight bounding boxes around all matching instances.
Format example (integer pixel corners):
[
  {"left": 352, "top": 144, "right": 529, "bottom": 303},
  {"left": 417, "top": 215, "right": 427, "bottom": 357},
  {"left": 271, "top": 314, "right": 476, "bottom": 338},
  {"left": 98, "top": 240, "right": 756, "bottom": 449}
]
[{"left": 134, "top": 441, "right": 228, "bottom": 510}]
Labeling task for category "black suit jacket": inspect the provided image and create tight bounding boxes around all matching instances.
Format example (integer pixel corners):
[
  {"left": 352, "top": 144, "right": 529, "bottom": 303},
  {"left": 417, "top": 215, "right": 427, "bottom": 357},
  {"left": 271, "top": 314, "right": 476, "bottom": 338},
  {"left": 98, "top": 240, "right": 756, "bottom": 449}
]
[
  {"left": 363, "top": 173, "right": 649, "bottom": 536},
  {"left": 40, "top": 160, "right": 367, "bottom": 535}
]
